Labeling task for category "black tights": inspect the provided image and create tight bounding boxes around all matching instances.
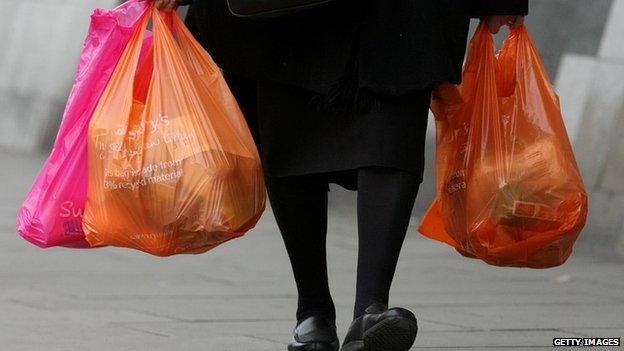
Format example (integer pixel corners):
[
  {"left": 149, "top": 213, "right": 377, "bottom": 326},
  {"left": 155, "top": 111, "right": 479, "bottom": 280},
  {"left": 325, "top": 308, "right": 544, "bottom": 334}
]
[{"left": 266, "top": 167, "right": 420, "bottom": 322}]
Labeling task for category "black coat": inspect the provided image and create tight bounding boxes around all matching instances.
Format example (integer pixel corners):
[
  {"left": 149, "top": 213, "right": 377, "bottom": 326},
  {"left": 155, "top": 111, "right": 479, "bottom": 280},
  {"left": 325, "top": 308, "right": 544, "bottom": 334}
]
[{"left": 185, "top": 0, "right": 528, "bottom": 96}]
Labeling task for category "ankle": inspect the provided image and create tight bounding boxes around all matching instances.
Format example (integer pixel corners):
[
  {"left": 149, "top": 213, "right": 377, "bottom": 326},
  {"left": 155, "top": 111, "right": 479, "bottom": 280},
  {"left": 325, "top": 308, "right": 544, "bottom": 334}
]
[
  {"left": 297, "top": 297, "right": 336, "bottom": 323},
  {"left": 297, "top": 309, "right": 336, "bottom": 325},
  {"left": 353, "top": 299, "right": 388, "bottom": 319}
]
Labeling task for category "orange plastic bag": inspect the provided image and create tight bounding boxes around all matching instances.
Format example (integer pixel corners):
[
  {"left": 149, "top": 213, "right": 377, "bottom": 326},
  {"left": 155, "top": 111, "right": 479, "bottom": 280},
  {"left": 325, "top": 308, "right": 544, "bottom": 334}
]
[
  {"left": 82, "top": 8, "right": 266, "bottom": 256},
  {"left": 419, "top": 23, "right": 588, "bottom": 268}
]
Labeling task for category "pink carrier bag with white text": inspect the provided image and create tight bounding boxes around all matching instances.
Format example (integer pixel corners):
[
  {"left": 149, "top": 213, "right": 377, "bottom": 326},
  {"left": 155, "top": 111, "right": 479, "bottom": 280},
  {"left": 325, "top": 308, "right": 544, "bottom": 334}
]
[{"left": 17, "top": 0, "right": 150, "bottom": 248}]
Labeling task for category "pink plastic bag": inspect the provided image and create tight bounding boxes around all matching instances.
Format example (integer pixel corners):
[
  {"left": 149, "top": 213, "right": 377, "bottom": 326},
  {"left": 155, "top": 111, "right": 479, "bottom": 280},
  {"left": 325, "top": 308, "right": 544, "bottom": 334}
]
[{"left": 17, "top": 0, "right": 149, "bottom": 248}]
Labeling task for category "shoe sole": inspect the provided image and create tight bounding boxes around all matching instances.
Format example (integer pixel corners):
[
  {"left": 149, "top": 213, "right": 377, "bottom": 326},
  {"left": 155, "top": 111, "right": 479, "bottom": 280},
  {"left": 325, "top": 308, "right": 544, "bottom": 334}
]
[
  {"left": 288, "top": 340, "right": 340, "bottom": 351},
  {"left": 361, "top": 316, "right": 418, "bottom": 351}
]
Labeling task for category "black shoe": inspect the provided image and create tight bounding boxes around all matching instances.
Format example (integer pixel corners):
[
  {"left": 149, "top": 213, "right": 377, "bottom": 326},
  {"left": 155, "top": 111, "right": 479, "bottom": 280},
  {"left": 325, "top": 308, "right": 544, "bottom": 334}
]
[
  {"left": 341, "top": 303, "right": 418, "bottom": 351},
  {"left": 288, "top": 315, "right": 340, "bottom": 351}
]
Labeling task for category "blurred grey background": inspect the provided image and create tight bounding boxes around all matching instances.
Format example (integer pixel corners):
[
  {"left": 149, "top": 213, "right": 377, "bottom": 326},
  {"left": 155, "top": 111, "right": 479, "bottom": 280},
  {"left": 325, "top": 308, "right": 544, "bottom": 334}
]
[{"left": 1, "top": 2, "right": 623, "bottom": 350}]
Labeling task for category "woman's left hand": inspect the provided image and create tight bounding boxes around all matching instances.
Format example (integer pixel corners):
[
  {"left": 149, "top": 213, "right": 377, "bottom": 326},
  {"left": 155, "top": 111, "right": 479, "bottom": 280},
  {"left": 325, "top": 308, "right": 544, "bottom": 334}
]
[{"left": 485, "top": 16, "right": 525, "bottom": 34}]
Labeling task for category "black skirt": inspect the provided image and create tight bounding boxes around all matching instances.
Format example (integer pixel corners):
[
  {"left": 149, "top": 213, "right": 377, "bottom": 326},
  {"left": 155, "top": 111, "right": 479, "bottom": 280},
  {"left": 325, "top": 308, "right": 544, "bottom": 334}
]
[{"left": 225, "top": 74, "right": 431, "bottom": 190}]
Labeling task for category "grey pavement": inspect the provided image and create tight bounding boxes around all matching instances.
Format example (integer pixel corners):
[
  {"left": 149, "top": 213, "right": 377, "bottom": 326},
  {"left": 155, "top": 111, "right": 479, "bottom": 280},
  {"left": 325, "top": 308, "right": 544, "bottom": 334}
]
[{"left": 1, "top": 151, "right": 623, "bottom": 351}]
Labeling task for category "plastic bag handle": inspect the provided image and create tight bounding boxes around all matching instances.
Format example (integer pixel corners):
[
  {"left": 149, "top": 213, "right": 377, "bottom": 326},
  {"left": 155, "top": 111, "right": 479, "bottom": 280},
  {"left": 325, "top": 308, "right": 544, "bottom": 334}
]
[
  {"left": 465, "top": 21, "right": 496, "bottom": 69},
  {"left": 106, "top": 5, "right": 181, "bottom": 106},
  {"left": 171, "top": 11, "right": 220, "bottom": 76},
  {"left": 461, "top": 21, "right": 507, "bottom": 180}
]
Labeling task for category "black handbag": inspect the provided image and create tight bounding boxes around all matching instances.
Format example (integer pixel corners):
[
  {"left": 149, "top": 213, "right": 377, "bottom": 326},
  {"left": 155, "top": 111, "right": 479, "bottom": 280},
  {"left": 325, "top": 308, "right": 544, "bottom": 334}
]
[{"left": 226, "top": 0, "right": 334, "bottom": 19}]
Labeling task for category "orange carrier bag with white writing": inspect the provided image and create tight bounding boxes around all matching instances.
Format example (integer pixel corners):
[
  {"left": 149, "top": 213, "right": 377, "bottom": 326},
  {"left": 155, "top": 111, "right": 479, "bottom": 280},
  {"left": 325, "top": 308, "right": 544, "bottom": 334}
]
[
  {"left": 82, "top": 8, "right": 266, "bottom": 256},
  {"left": 418, "top": 23, "right": 588, "bottom": 268}
]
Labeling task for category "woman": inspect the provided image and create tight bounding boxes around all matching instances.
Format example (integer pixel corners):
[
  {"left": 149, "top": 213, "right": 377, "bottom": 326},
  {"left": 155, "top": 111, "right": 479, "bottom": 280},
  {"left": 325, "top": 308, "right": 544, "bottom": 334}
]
[{"left": 149, "top": 1, "right": 528, "bottom": 350}]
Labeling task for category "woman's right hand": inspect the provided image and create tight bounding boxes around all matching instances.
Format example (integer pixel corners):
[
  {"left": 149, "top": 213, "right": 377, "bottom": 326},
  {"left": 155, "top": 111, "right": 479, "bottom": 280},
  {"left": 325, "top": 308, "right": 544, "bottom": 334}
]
[{"left": 139, "top": 0, "right": 179, "bottom": 11}]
